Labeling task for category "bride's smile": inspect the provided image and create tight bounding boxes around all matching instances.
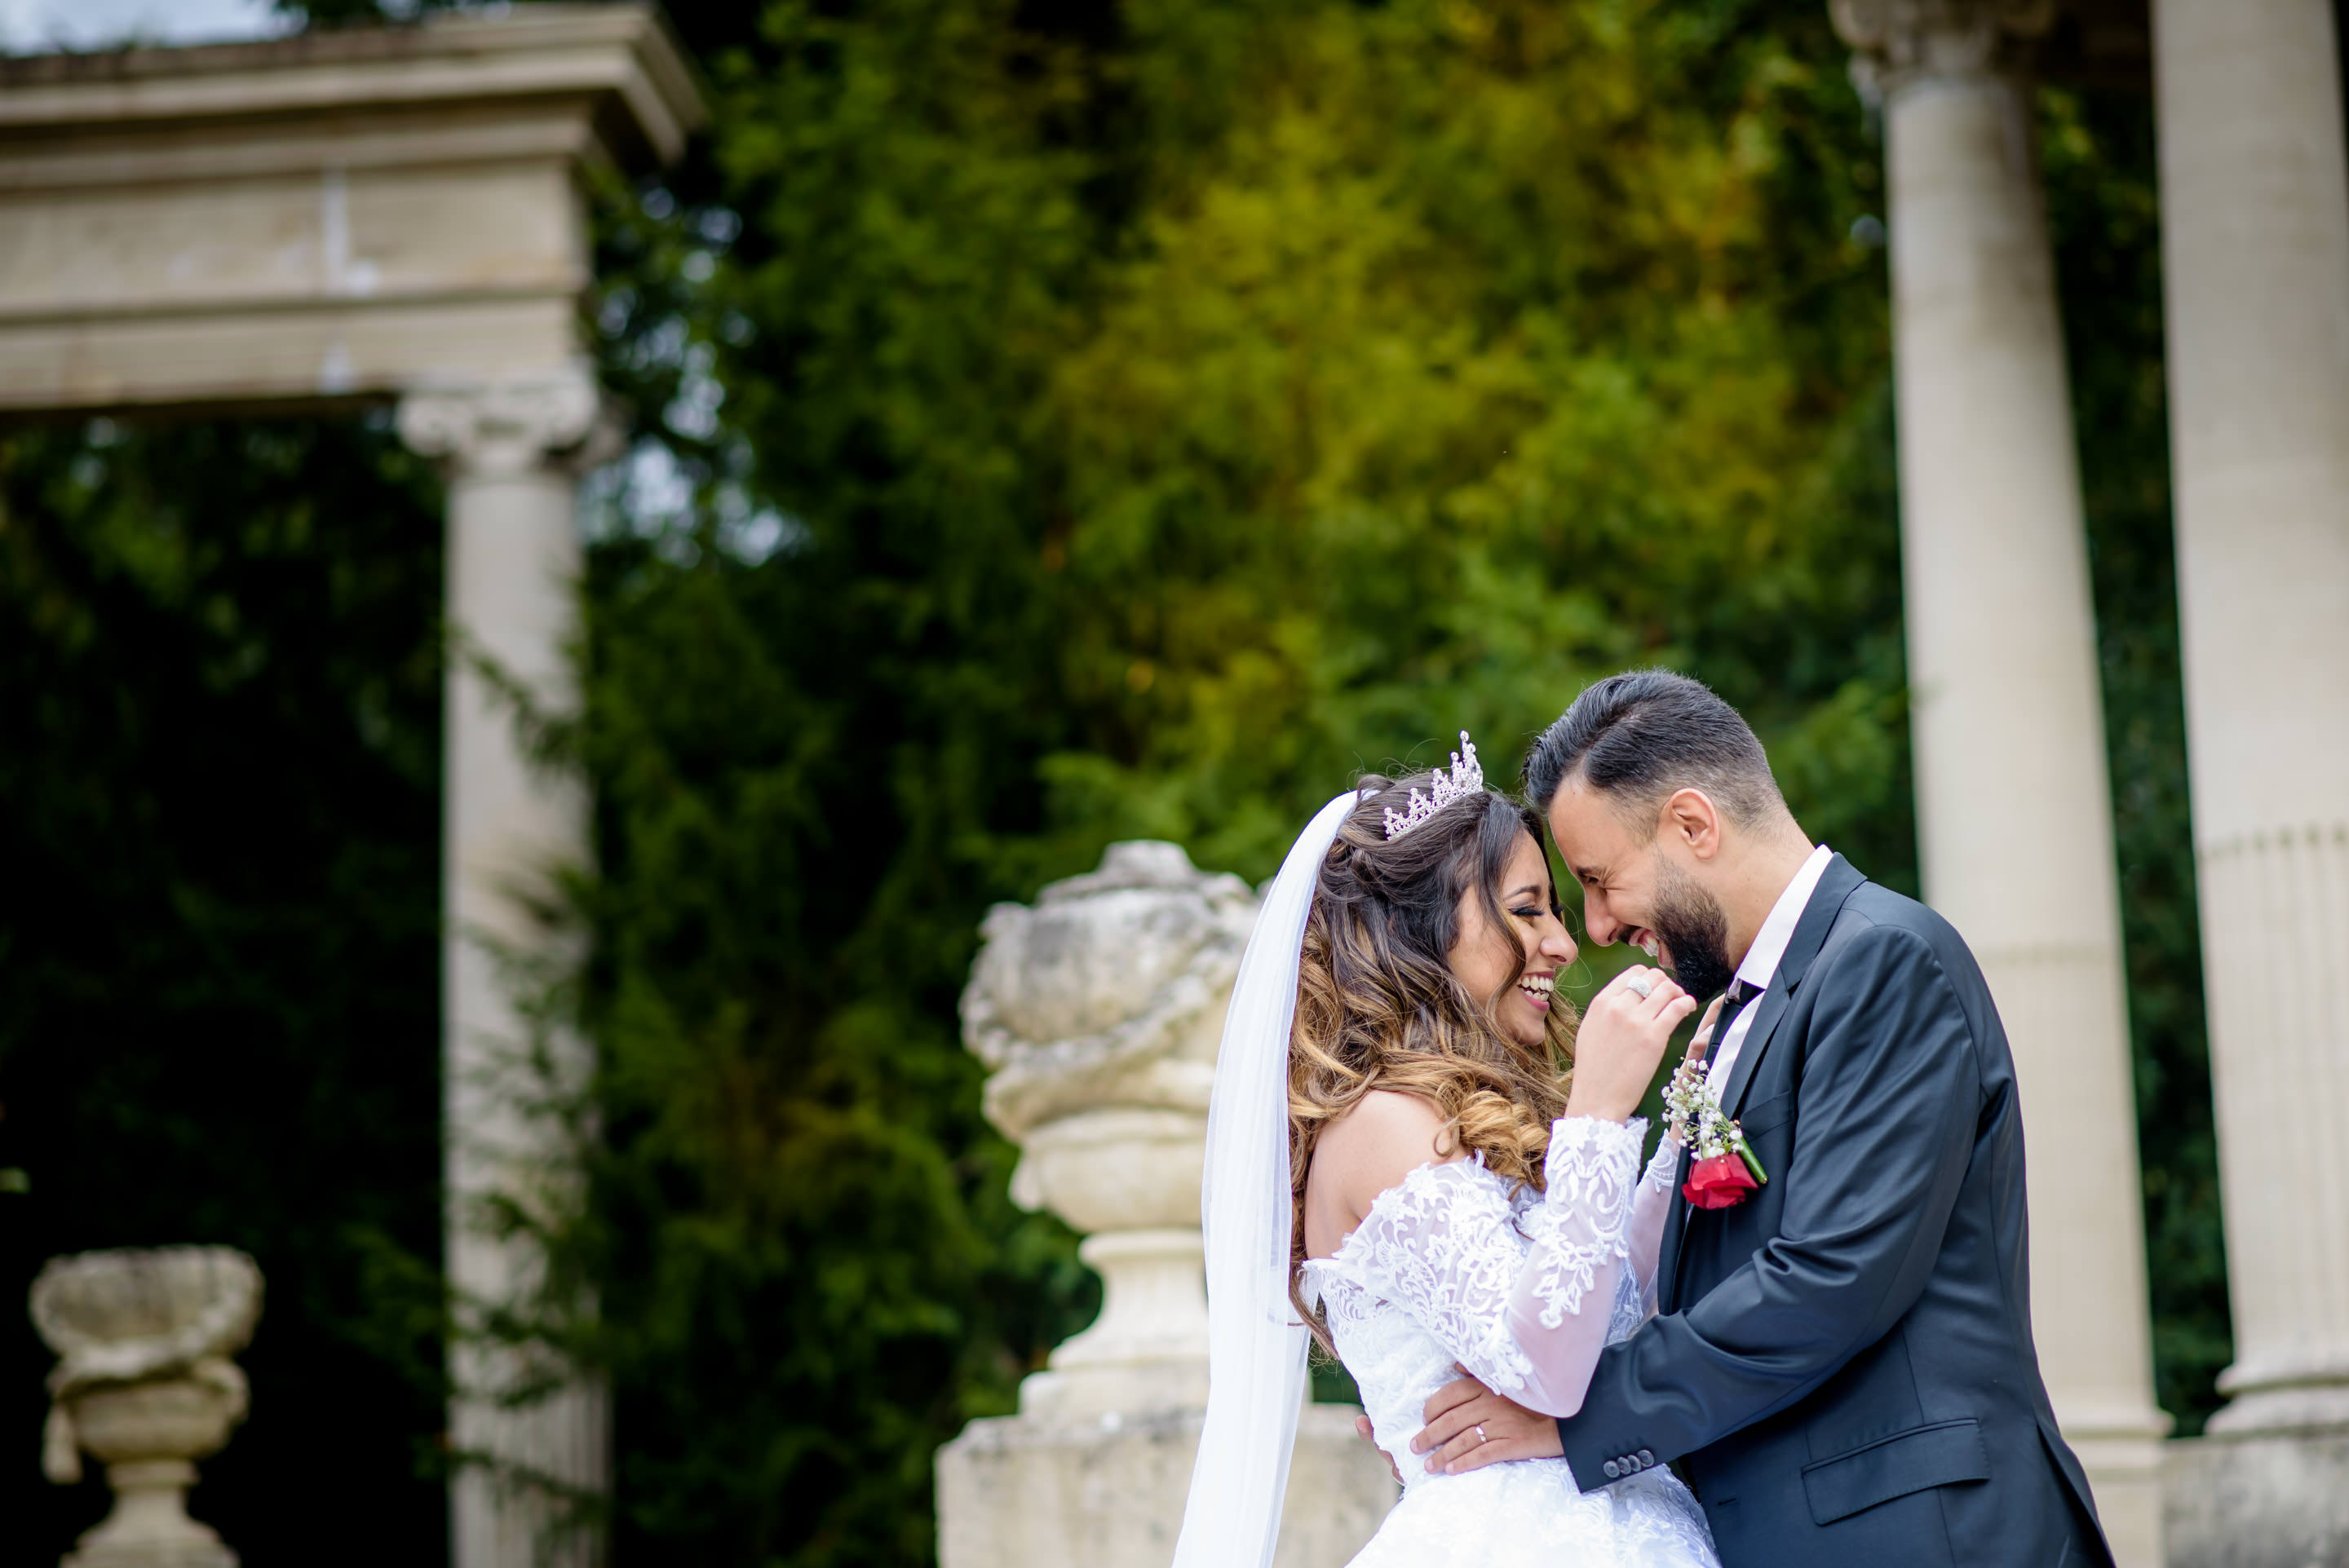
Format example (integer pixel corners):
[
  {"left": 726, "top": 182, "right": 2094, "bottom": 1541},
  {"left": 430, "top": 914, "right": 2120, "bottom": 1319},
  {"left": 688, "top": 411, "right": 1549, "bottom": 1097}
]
[{"left": 1444, "top": 830, "right": 1577, "bottom": 1050}]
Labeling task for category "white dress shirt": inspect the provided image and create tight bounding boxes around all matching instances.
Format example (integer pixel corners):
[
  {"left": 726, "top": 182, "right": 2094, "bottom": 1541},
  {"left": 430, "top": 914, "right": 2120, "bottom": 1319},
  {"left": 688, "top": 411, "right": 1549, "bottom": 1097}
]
[{"left": 1702, "top": 844, "right": 1834, "bottom": 1101}]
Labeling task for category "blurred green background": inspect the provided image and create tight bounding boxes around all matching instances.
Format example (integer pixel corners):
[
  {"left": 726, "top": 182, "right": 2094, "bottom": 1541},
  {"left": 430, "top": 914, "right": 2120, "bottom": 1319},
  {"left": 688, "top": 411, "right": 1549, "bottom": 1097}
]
[{"left": 0, "top": 1, "right": 2221, "bottom": 1565}]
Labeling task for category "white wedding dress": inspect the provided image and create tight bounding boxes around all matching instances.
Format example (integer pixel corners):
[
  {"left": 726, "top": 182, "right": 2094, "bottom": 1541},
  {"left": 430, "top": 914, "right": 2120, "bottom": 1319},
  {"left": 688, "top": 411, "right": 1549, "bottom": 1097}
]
[{"left": 1300, "top": 1115, "right": 1721, "bottom": 1568}]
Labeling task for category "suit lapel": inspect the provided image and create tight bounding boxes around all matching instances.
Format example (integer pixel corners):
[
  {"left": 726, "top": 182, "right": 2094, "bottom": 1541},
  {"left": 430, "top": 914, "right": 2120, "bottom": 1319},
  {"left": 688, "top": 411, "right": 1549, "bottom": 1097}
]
[
  {"left": 1721, "top": 983, "right": 1794, "bottom": 1120},
  {"left": 1720, "top": 854, "right": 1865, "bottom": 1118}
]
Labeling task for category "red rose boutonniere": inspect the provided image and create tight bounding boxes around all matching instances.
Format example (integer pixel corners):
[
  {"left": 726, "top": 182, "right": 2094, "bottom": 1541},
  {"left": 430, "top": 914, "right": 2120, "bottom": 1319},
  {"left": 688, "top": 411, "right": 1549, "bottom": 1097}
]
[
  {"left": 1664, "top": 1055, "right": 1768, "bottom": 1211},
  {"left": 1683, "top": 1154, "right": 1759, "bottom": 1209}
]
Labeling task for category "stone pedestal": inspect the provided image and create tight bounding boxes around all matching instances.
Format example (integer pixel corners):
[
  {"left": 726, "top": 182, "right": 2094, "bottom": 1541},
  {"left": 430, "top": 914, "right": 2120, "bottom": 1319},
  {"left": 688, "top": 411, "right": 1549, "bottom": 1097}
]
[
  {"left": 400, "top": 368, "right": 616, "bottom": 1568},
  {"left": 2161, "top": 1427, "right": 2349, "bottom": 1568},
  {"left": 1829, "top": 5, "right": 2170, "bottom": 1561},
  {"left": 938, "top": 1404, "right": 1393, "bottom": 1568},
  {"left": 941, "top": 842, "right": 1395, "bottom": 1566}
]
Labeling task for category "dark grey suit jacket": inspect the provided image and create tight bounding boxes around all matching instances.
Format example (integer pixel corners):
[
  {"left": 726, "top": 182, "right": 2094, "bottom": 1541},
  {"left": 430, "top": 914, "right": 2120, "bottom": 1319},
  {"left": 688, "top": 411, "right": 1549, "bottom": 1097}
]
[{"left": 1555, "top": 855, "right": 2113, "bottom": 1568}]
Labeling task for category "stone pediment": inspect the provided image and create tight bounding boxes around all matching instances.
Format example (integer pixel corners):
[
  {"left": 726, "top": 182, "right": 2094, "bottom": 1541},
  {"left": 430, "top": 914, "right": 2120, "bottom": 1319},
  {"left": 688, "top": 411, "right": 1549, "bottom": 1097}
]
[{"left": 0, "top": 4, "right": 703, "bottom": 413}]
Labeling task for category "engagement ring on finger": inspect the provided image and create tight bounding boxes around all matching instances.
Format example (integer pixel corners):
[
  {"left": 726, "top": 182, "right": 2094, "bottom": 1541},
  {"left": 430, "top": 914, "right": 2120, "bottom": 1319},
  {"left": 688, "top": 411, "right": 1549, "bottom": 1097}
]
[
  {"left": 1624, "top": 972, "right": 1656, "bottom": 999},
  {"left": 1474, "top": 1424, "right": 1488, "bottom": 1444}
]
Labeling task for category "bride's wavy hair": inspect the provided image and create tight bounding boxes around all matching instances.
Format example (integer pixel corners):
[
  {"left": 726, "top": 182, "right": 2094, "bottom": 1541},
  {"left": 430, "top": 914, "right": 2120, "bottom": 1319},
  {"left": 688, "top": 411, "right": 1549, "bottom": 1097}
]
[{"left": 1286, "top": 771, "right": 1577, "bottom": 1342}]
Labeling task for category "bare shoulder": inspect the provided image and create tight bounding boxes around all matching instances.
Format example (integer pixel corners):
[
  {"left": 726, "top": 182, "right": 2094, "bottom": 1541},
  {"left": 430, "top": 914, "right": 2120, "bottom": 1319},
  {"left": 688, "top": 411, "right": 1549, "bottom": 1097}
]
[
  {"left": 1314, "top": 1091, "right": 1460, "bottom": 1217},
  {"left": 1322, "top": 1088, "right": 1448, "bottom": 1152}
]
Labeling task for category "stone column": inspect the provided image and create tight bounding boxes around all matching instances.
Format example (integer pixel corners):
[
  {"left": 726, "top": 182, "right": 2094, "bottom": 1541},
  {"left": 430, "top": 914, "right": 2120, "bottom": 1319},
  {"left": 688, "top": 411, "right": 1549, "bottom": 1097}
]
[
  {"left": 1829, "top": 6, "right": 2169, "bottom": 1563},
  {"left": 398, "top": 367, "right": 613, "bottom": 1568},
  {"left": 2152, "top": 0, "right": 2349, "bottom": 1441}
]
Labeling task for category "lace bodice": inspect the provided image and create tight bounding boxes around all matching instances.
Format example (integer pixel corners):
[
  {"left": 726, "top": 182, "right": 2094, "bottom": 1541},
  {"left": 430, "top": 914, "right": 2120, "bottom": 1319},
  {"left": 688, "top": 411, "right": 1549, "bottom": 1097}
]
[
  {"left": 1289, "top": 1113, "right": 1718, "bottom": 1567},
  {"left": 1302, "top": 1115, "right": 1681, "bottom": 1495}
]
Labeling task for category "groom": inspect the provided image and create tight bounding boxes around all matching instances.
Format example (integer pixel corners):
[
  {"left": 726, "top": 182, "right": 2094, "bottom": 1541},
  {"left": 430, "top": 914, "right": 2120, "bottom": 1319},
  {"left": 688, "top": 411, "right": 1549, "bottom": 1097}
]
[{"left": 1408, "top": 670, "right": 2113, "bottom": 1567}]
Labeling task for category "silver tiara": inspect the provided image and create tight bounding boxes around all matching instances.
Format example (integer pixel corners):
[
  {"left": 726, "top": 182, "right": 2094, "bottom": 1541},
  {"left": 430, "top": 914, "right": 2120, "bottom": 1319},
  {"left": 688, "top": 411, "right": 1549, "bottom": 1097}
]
[{"left": 1382, "top": 731, "right": 1485, "bottom": 841}]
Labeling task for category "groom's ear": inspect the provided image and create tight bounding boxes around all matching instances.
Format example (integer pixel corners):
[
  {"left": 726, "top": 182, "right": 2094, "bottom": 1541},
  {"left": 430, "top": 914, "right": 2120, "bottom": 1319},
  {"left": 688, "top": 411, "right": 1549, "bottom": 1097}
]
[{"left": 1658, "top": 788, "right": 1724, "bottom": 861}]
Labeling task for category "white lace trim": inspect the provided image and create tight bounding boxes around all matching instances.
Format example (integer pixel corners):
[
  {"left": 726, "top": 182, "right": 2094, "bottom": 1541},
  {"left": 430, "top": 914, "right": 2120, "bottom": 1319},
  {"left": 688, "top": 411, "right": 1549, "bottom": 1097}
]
[
  {"left": 1526, "top": 1115, "right": 1647, "bottom": 1328},
  {"left": 1298, "top": 1117, "right": 1652, "bottom": 1399},
  {"left": 1643, "top": 1133, "right": 1683, "bottom": 1192},
  {"left": 1308, "top": 1155, "right": 1542, "bottom": 1396},
  {"left": 1292, "top": 1127, "right": 1719, "bottom": 1568}
]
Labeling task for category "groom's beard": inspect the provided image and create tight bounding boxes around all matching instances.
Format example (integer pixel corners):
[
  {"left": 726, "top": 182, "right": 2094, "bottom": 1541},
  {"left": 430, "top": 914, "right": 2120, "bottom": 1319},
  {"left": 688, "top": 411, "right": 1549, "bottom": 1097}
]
[{"left": 1650, "top": 859, "right": 1736, "bottom": 1003}]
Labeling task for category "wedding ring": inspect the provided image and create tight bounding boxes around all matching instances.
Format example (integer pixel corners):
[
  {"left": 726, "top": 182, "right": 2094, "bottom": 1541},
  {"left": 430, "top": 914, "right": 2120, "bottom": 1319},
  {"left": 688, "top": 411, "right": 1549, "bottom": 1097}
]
[
  {"left": 1624, "top": 971, "right": 1657, "bottom": 1000},
  {"left": 1474, "top": 1424, "right": 1488, "bottom": 1445}
]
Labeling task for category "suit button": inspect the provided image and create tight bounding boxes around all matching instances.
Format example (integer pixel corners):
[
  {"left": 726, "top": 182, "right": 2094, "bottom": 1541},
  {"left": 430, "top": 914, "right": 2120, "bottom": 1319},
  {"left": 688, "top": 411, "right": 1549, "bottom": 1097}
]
[
  {"left": 1602, "top": 1460, "right": 1621, "bottom": 1479},
  {"left": 1637, "top": 1449, "right": 1655, "bottom": 1467}
]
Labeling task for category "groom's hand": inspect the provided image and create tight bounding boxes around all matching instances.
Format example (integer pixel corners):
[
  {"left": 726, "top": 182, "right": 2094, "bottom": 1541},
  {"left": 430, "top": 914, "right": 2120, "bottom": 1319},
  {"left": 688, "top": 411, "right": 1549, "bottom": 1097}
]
[{"left": 1413, "top": 1367, "right": 1563, "bottom": 1474}]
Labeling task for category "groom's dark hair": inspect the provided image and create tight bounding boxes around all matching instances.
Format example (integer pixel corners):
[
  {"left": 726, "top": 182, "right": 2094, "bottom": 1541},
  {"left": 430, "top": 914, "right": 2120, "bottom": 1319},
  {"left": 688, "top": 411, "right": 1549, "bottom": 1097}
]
[{"left": 1523, "top": 668, "right": 1785, "bottom": 828}]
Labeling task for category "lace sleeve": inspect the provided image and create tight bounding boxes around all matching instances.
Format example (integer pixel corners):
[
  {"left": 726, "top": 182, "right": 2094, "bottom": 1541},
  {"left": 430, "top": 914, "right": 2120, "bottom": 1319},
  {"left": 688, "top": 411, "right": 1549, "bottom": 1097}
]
[
  {"left": 1524, "top": 1116, "right": 1648, "bottom": 1326},
  {"left": 1326, "top": 1117, "right": 1648, "bottom": 1419},
  {"left": 1330, "top": 1159, "right": 1546, "bottom": 1402},
  {"left": 1626, "top": 1135, "right": 1683, "bottom": 1318}
]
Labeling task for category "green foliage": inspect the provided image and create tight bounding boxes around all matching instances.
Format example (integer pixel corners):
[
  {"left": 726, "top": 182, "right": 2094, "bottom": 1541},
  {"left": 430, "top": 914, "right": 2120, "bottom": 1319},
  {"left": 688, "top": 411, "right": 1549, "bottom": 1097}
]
[
  {"left": 0, "top": 415, "right": 449, "bottom": 1565},
  {"left": 569, "top": 5, "right": 1113, "bottom": 1561},
  {"left": 1028, "top": 0, "right": 1909, "bottom": 886}
]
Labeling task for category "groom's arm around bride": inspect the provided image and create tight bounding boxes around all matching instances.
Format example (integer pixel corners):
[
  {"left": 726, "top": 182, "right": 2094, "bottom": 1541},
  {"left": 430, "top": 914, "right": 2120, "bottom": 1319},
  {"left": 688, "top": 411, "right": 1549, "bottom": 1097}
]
[{"left": 1423, "top": 672, "right": 2114, "bottom": 1568}]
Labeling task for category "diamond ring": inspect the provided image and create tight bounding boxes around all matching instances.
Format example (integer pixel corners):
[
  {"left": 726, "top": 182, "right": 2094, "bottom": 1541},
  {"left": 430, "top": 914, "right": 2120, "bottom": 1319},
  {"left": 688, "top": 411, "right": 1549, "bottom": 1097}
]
[
  {"left": 1624, "top": 971, "right": 1657, "bottom": 1000},
  {"left": 1474, "top": 1424, "right": 1488, "bottom": 1445}
]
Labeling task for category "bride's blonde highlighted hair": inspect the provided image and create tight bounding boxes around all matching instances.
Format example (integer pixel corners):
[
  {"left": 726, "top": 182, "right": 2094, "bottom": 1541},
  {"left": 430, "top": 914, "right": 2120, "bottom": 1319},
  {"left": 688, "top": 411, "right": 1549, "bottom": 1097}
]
[{"left": 1287, "top": 771, "right": 1577, "bottom": 1342}]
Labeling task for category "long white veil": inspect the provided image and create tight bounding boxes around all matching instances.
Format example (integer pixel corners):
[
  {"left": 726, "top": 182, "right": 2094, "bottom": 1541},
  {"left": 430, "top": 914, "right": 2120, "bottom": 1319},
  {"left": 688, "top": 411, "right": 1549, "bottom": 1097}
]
[{"left": 1169, "top": 790, "right": 1360, "bottom": 1568}]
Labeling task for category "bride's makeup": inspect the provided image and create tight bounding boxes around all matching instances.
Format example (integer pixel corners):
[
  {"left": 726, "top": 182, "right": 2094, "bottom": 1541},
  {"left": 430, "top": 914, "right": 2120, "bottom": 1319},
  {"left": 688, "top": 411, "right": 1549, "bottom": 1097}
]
[{"left": 1475, "top": 833, "right": 1576, "bottom": 1048}]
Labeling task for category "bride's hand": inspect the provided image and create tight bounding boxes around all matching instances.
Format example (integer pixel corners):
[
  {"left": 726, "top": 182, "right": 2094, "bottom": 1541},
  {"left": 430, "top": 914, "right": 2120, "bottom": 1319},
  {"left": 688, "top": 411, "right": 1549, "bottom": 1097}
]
[{"left": 1564, "top": 966, "right": 1695, "bottom": 1124}]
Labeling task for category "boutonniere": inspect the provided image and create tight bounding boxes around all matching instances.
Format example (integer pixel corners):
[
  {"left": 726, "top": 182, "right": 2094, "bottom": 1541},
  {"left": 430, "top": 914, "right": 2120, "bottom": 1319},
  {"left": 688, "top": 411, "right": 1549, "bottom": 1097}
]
[{"left": 1664, "top": 1054, "right": 1769, "bottom": 1210}]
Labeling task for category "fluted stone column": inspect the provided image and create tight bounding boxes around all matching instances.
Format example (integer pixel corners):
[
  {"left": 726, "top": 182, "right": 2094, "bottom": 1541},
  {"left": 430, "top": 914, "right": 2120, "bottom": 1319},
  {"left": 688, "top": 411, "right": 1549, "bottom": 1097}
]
[
  {"left": 1830, "top": 5, "right": 2168, "bottom": 1562},
  {"left": 2152, "top": 0, "right": 2349, "bottom": 1440},
  {"left": 399, "top": 367, "right": 614, "bottom": 1568}
]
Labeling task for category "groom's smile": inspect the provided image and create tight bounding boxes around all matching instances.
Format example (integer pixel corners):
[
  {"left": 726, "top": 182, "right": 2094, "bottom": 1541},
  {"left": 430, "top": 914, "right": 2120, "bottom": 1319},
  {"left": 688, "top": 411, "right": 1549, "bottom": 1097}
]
[
  {"left": 1545, "top": 777, "right": 1743, "bottom": 1002},
  {"left": 1545, "top": 779, "right": 1675, "bottom": 952}
]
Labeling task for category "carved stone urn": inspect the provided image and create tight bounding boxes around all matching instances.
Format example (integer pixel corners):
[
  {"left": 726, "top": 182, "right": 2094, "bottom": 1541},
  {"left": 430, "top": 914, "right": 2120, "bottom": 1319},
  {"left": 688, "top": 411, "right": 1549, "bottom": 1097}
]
[
  {"left": 939, "top": 840, "right": 1395, "bottom": 1568},
  {"left": 31, "top": 1248, "right": 263, "bottom": 1568},
  {"left": 961, "top": 839, "right": 1258, "bottom": 1418}
]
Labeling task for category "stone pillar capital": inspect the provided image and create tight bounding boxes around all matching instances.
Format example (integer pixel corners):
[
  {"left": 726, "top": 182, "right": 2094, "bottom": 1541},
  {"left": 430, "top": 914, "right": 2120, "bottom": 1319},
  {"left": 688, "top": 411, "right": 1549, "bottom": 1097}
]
[
  {"left": 1830, "top": 0, "right": 2054, "bottom": 94},
  {"left": 396, "top": 365, "right": 621, "bottom": 479}
]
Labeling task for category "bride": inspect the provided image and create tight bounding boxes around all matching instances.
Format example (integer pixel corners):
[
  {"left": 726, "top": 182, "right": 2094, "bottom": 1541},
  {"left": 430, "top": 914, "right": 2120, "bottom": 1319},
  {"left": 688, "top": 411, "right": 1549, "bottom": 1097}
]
[{"left": 1170, "top": 737, "right": 1723, "bottom": 1568}]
